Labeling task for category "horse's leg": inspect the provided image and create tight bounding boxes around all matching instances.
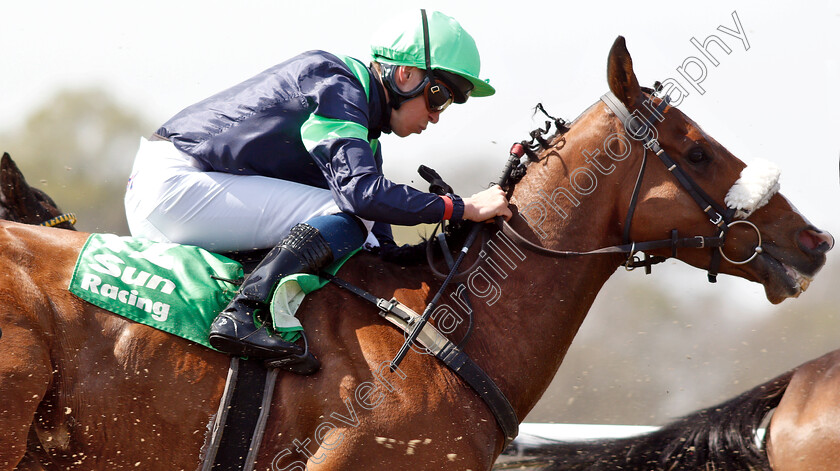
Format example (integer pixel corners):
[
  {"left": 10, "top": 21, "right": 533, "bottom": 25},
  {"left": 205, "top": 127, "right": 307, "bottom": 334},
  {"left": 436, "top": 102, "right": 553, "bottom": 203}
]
[
  {"left": 12, "top": 452, "right": 45, "bottom": 471},
  {"left": 13, "top": 426, "right": 48, "bottom": 471},
  {"left": 0, "top": 320, "right": 52, "bottom": 470}
]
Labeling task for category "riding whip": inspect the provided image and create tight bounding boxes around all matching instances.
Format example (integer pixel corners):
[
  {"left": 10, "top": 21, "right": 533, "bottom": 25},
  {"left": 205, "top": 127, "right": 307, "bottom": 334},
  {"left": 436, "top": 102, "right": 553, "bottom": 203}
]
[{"left": 389, "top": 143, "right": 526, "bottom": 371}]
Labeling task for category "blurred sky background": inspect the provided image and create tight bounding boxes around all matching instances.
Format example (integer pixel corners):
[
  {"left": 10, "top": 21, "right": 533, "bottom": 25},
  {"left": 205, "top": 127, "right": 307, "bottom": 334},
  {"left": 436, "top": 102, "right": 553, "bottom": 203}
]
[{"left": 2, "top": 0, "right": 839, "bottom": 425}]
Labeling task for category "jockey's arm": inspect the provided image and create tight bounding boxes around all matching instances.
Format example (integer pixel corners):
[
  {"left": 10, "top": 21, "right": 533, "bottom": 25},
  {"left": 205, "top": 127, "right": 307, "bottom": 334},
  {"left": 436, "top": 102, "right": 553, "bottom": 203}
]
[{"left": 309, "top": 136, "right": 466, "bottom": 225}]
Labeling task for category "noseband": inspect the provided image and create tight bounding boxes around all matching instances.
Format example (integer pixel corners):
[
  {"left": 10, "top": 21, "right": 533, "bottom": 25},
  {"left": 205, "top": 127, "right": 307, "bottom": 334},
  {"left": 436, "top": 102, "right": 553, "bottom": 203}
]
[{"left": 497, "top": 91, "right": 776, "bottom": 282}]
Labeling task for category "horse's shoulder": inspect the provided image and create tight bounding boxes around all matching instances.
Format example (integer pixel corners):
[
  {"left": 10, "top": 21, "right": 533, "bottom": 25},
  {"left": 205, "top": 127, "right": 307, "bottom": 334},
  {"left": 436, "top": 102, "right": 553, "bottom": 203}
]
[{"left": 335, "top": 250, "right": 433, "bottom": 301}]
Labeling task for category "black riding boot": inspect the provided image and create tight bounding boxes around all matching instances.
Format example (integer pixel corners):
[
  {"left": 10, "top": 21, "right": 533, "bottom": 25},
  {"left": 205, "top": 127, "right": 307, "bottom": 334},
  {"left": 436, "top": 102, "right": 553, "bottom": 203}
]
[{"left": 208, "top": 223, "right": 333, "bottom": 375}]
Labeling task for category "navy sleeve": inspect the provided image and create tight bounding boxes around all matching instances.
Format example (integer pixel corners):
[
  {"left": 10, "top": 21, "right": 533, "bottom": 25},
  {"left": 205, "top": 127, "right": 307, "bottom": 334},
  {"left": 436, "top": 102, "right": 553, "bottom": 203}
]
[
  {"left": 300, "top": 56, "right": 465, "bottom": 225},
  {"left": 314, "top": 139, "right": 464, "bottom": 224}
]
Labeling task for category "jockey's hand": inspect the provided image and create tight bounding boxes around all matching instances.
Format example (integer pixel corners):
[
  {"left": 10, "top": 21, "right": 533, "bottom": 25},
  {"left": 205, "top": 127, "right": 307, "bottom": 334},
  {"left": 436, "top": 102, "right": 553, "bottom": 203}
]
[{"left": 463, "top": 185, "right": 512, "bottom": 222}]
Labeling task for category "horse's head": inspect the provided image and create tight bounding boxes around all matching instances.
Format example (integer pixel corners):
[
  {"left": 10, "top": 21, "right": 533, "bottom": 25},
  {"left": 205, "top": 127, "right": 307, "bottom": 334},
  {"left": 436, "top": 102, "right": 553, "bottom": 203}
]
[
  {"left": 512, "top": 36, "right": 831, "bottom": 304},
  {"left": 607, "top": 36, "right": 833, "bottom": 303},
  {"left": 0, "top": 152, "right": 77, "bottom": 230}
]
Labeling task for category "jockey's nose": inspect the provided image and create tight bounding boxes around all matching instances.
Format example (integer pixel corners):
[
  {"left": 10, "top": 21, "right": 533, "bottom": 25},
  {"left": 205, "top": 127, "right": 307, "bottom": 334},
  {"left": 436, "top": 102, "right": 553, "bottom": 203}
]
[{"left": 429, "top": 110, "right": 441, "bottom": 124}]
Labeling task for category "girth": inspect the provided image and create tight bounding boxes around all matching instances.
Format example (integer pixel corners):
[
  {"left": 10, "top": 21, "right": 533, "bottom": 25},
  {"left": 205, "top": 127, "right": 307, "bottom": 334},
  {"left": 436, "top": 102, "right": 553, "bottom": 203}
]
[{"left": 320, "top": 271, "right": 520, "bottom": 447}]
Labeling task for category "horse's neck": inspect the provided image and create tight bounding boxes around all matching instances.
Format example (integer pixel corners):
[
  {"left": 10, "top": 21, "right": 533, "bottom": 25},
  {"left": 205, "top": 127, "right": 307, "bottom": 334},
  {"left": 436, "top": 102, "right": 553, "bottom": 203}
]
[
  {"left": 468, "top": 122, "right": 626, "bottom": 417},
  {"left": 470, "top": 242, "right": 618, "bottom": 418}
]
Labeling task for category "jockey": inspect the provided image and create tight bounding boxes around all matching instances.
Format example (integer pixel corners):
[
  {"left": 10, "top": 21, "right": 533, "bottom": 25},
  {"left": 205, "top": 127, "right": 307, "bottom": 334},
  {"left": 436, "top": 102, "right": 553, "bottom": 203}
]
[{"left": 124, "top": 9, "right": 511, "bottom": 374}]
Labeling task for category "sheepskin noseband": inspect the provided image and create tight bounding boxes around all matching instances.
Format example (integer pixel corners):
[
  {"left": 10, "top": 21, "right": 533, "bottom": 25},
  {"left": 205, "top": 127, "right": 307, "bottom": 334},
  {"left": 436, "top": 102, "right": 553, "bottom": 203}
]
[{"left": 724, "top": 159, "right": 781, "bottom": 220}]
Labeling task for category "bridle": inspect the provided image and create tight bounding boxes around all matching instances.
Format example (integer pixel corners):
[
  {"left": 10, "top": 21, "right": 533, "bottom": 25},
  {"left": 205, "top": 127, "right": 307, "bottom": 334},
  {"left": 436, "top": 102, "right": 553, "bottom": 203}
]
[
  {"left": 39, "top": 212, "right": 77, "bottom": 228},
  {"left": 496, "top": 90, "right": 768, "bottom": 282},
  {"left": 366, "top": 89, "right": 777, "bottom": 453}
]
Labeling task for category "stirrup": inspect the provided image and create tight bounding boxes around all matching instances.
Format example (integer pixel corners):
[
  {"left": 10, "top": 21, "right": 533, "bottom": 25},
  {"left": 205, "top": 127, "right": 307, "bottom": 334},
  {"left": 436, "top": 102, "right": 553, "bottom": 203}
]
[{"left": 264, "top": 331, "right": 320, "bottom": 375}]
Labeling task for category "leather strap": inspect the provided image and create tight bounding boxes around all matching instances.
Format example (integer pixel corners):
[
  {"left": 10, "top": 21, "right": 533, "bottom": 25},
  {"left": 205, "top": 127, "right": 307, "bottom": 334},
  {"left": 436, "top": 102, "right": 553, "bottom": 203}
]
[
  {"left": 622, "top": 148, "right": 648, "bottom": 244},
  {"left": 492, "top": 94, "right": 733, "bottom": 273},
  {"left": 202, "top": 358, "right": 274, "bottom": 471},
  {"left": 497, "top": 218, "right": 722, "bottom": 259},
  {"left": 601, "top": 92, "right": 731, "bottom": 228},
  {"left": 598, "top": 91, "right": 738, "bottom": 281},
  {"left": 322, "top": 272, "right": 519, "bottom": 448},
  {"left": 434, "top": 343, "right": 519, "bottom": 445}
]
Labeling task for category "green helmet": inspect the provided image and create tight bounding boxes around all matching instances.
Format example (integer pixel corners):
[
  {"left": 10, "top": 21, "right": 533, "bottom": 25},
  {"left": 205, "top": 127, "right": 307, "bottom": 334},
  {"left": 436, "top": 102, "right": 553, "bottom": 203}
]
[{"left": 370, "top": 10, "right": 495, "bottom": 98}]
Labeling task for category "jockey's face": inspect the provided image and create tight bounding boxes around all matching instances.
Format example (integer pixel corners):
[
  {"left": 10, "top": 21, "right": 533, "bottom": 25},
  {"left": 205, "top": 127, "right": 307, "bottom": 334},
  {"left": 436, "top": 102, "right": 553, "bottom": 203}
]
[{"left": 389, "top": 66, "right": 442, "bottom": 137}]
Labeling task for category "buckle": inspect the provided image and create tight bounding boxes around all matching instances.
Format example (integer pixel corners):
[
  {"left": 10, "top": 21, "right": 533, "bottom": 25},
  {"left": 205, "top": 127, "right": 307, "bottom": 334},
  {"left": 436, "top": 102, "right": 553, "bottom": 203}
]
[
  {"left": 624, "top": 243, "right": 638, "bottom": 271},
  {"left": 377, "top": 298, "right": 400, "bottom": 316},
  {"left": 624, "top": 254, "right": 641, "bottom": 271},
  {"left": 695, "top": 235, "right": 705, "bottom": 249}
]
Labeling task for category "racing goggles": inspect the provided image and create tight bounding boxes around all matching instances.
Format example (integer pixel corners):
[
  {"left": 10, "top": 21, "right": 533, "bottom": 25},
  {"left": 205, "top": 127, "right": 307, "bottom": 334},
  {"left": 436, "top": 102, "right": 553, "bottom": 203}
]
[
  {"left": 382, "top": 66, "right": 473, "bottom": 112},
  {"left": 415, "top": 9, "right": 473, "bottom": 112},
  {"left": 419, "top": 71, "right": 472, "bottom": 112},
  {"left": 424, "top": 77, "right": 455, "bottom": 112},
  {"left": 428, "top": 70, "right": 473, "bottom": 110}
]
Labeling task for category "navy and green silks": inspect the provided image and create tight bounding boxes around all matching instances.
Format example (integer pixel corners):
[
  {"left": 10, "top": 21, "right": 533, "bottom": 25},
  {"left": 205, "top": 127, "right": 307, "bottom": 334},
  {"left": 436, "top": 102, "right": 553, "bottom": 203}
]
[{"left": 155, "top": 50, "right": 463, "bottom": 231}]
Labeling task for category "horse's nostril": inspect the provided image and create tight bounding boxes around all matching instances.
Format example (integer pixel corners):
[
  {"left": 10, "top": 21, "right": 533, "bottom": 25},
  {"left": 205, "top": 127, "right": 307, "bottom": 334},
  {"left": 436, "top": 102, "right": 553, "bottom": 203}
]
[{"left": 799, "top": 228, "right": 834, "bottom": 253}]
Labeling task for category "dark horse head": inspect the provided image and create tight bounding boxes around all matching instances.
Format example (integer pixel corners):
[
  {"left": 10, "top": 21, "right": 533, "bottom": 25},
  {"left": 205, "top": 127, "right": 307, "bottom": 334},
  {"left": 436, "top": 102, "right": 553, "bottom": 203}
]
[{"left": 0, "top": 152, "right": 76, "bottom": 230}]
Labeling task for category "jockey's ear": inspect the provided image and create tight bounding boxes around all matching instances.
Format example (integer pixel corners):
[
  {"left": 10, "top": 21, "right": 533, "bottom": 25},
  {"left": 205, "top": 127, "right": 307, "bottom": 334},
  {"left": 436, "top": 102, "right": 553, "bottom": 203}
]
[
  {"left": 607, "top": 36, "right": 643, "bottom": 110},
  {"left": 394, "top": 66, "right": 423, "bottom": 93}
]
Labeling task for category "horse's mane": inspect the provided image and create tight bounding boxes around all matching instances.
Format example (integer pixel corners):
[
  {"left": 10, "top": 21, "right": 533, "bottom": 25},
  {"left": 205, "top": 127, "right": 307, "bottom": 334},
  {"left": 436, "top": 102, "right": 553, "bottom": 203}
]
[
  {"left": 500, "top": 370, "right": 791, "bottom": 471},
  {"left": 379, "top": 104, "right": 573, "bottom": 267},
  {"left": 377, "top": 220, "right": 474, "bottom": 267}
]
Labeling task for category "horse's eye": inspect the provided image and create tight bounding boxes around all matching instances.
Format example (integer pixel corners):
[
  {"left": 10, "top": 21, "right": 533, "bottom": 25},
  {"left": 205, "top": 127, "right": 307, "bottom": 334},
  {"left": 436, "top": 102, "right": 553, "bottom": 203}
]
[{"left": 687, "top": 148, "right": 708, "bottom": 164}]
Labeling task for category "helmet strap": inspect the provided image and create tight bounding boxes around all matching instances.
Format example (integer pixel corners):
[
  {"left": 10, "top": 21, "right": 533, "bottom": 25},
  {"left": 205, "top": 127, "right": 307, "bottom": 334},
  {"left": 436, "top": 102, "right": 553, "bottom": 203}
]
[
  {"left": 420, "top": 9, "right": 439, "bottom": 93},
  {"left": 380, "top": 9, "right": 437, "bottom": 111}
]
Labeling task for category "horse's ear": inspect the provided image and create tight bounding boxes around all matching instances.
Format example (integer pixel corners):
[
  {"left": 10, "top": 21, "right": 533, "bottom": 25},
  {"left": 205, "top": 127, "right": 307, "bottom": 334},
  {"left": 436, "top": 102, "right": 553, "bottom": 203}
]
[
  {"left": 607, "top": 36, "right": 643, "bottom": 109},
  {"left": 1, "top": 153, "right": 24, "bottom": 191},
  {"left": 0, "top": 153, "right": 29, "bottom": 205}
]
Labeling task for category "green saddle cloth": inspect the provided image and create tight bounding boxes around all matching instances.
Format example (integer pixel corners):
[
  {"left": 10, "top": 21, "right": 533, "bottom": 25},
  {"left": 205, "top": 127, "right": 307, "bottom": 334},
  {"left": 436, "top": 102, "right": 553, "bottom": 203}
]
[{"left": 69, "top": 234, "right": 354, "bottom": 348}]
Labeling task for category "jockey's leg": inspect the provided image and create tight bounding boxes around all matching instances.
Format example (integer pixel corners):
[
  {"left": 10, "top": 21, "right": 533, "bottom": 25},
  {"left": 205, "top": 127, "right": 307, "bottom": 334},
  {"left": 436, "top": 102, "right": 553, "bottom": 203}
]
[
  {"left": 208, "top": 213, "right": 367, "bottom": 374},
  {"left": 125, "top": 139, "right": 375, "bottom": 374},
  {"left": 125, "top": 138, "right": 356, "bottom": 252}
]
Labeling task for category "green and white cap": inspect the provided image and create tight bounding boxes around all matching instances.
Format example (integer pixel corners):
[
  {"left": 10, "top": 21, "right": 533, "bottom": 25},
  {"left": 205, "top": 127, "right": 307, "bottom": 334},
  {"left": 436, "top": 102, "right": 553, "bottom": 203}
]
[{"left": 370, "top": 10, "right": 495, "bottom": 98}]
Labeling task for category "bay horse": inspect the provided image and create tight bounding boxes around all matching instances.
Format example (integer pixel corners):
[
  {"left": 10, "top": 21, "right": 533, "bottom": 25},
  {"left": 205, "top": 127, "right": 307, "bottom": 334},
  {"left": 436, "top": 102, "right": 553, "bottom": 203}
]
[
  {"left": 493, "top": 348, "right": 840, "bottom": 471},
  {"left": 0, "top": 36, "right": 832, "bottom": 470}
]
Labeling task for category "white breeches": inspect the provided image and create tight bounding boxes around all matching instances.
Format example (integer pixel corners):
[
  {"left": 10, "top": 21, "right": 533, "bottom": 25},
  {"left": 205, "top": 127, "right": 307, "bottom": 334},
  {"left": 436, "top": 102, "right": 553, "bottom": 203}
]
[{"left": 124, "top": 138, "right": 375, "bottom": 253}]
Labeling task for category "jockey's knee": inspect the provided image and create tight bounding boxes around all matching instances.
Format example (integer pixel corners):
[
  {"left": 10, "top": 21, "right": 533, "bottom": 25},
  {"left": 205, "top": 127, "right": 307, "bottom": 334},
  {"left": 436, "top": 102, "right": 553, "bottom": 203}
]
[{"left": 304, "top": 213, "right": 367, "bottom": 259}]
